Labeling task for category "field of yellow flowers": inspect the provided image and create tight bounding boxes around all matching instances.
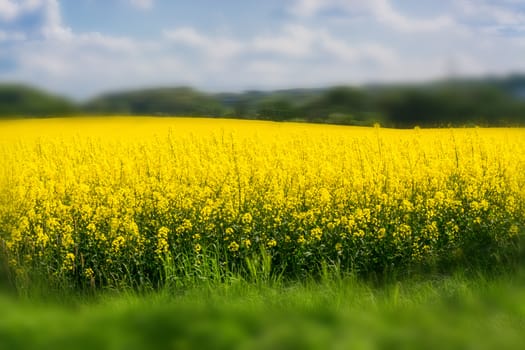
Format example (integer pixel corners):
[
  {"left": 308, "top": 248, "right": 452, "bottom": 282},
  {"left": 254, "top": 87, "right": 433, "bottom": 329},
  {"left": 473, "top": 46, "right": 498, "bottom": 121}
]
[{"left": 0, "top": 117, "right": 524, "bottom": 290}]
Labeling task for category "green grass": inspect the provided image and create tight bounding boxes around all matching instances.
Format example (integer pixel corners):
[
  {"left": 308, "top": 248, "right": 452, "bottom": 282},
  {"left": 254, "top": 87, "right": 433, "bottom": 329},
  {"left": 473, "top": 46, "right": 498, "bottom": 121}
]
[{"left": 2, "top": 270, "right": 525, "bottom": 350}]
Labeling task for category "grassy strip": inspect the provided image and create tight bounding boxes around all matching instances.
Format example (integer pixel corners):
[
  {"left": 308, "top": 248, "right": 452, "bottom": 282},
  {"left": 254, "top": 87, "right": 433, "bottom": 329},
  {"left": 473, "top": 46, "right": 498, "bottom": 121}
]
[{"left": 1, "top": 270, "right": 525, "bottom": 350}]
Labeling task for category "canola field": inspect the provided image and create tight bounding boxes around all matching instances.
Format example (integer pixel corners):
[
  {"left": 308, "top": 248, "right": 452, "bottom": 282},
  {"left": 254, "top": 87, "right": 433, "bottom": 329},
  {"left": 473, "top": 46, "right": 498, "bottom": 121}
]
[{"left": 0, "top": 117, "right": 524, "bottom": 290}]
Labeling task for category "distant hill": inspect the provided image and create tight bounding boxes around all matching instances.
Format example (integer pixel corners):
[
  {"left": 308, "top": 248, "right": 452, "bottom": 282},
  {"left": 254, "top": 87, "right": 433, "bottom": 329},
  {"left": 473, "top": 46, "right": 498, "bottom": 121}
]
[
  {"left": 1, "top": 74, "right": 525, "bottom": 127},
  {"left": 0, "top": 84, "right": 76, "bottom": 118},
  {"left": 85, "top": 87, "right": 224, "bottom": 116}
]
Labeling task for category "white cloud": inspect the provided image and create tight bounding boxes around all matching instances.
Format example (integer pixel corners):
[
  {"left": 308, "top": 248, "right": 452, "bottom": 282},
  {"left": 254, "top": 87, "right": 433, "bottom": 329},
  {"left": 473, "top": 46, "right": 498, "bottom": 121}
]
[
  {"left": 288, "top": 0, "right": 326, "bottom": 18},
  {"left": 455, "top": 0, "right": 525, "bottom": 36},
  {"left": 250, "top": 24, "right": 398, "bottom": 66},
  {"left": 0, "top": 0, "right": 73, "bottom": 39},
  {"left": 457, "top": 0, "right": 525, "bottom": 25},
  {"left": 6, "top": 36, "right": 191, "bottom": 97},
  {"left": 128, "top": 0, "right": 154, "bottom": 10},
  {"left": 39, "top": 0, "right": 75, "bottom": 40},
  {"left": 163, "top": 27, "right": 208, "bottom": 47},
  {"left": 0, "top": 30, "right": 26, "bottom": 41},
  {"left": 1, "top": 0, "right": 525, "bottom": 98},
  {"left": 290, "top": 0, "right": 456, "bottom": 33},
  {"left": 252, "top": 24, "right": 316, "bottom": 57},
  {"left": 163, "top": 27, "right": 243, "bottom": 60},
  {"left": 0, "top": 0, "right": 47, "bottom": 21},
  {"left": 0, "top": 0, "right": 168, "bottom": 96},
  {"left": 367, "top": 0, "right": 455, "bottom": 32},
  {"left": 0, "top": 0, "right": 19, "bottom": 21}
]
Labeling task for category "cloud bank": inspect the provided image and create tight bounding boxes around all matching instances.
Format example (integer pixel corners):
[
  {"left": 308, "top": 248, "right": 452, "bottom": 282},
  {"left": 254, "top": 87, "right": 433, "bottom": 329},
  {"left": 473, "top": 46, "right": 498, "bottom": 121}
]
[{"left": 0, "top": 0, "right": 524, "bottom": 98}]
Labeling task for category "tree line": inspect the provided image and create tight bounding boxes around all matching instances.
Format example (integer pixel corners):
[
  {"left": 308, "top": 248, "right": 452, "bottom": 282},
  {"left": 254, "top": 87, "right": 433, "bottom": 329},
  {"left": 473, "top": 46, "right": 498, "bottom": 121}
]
[{"left": 2, "top": 74, "right": 525, "bottom": 128}]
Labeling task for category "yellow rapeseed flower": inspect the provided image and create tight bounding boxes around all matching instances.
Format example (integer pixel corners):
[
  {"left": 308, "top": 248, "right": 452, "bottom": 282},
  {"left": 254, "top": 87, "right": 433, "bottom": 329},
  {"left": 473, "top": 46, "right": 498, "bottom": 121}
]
[{"left": 228, "top": 241, "right": 239, "bottom": 252}]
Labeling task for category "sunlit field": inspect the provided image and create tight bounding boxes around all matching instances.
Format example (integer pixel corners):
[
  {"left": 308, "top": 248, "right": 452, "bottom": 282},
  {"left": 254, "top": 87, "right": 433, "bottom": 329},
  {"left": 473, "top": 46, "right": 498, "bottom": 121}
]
[
  {"left": 1, "top": 117, "right": 524, "bottom": 349},
  {"left": 1, "top": 117, "right": 524, "bottom": 289}
]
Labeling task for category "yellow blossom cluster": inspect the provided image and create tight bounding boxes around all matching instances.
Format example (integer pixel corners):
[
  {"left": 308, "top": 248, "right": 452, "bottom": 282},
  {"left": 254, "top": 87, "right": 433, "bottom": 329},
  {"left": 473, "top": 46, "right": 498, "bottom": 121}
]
[{"left": 0, "top": 117, "right": 523, "bottom": 288}]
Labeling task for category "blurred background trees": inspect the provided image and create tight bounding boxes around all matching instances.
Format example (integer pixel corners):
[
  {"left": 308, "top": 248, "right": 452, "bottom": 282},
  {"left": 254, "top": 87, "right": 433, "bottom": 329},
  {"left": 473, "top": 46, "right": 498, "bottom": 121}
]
[{"left": 2, "top": 74, "right": 525, "bottom": 127}]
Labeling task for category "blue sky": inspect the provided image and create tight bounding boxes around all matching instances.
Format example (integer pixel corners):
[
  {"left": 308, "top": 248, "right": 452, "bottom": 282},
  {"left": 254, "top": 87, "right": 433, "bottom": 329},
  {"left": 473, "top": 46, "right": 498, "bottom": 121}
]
[{"left": 1, "top": 0, "right": 525, "bottom": 99}]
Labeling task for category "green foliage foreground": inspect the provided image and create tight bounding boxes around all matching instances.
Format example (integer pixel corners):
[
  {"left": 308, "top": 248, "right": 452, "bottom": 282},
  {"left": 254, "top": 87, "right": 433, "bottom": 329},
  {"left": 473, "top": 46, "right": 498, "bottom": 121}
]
[{"left": 1, "top": 271, "right": 525, "bottom": 350}]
